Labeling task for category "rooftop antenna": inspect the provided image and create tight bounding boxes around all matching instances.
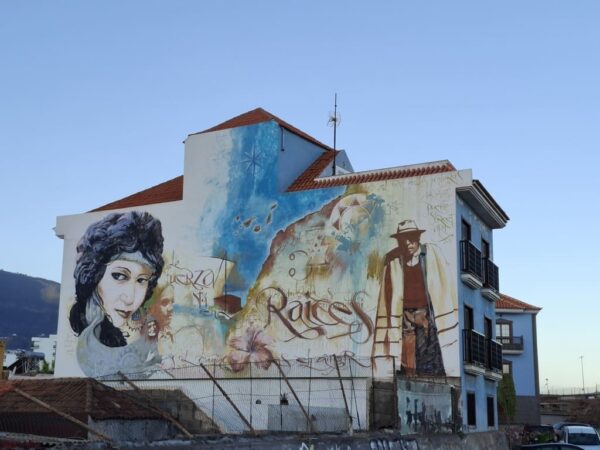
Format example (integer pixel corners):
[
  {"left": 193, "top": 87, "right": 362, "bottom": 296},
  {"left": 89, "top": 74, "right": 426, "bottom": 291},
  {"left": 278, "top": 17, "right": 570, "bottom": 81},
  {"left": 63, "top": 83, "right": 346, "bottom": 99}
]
[{"left": 327, "top": 93, "right": 341, "bottom": 176}]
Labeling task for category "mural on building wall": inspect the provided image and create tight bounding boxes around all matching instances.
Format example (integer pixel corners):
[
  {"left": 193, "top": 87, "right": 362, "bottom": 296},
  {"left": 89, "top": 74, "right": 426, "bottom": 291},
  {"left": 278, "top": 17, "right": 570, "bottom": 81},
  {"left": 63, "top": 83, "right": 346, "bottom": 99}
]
[
  {"left": 64, "top": 125, "right": 460, "bottom": 378},
  {"left": 68, "top": 211, "right": 165, "bottom": 376}
]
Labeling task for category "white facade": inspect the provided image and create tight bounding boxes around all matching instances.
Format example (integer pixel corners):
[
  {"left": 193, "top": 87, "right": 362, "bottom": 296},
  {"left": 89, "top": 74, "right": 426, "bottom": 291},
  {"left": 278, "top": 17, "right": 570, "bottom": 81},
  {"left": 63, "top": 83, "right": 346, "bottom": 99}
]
[{"left": 31, "top": 334, "right": 57, "bottom": 368}]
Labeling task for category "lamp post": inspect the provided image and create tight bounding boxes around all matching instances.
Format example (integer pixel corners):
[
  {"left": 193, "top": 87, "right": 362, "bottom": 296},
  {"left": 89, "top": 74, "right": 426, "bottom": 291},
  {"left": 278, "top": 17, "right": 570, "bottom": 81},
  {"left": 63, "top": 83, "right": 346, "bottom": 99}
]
[{"left": 579, "top": 355, "right": 585, "bottom": 394}]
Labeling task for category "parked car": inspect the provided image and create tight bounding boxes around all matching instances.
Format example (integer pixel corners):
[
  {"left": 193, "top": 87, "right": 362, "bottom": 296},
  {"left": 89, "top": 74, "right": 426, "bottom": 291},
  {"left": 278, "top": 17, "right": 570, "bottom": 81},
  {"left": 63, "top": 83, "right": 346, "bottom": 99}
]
[
  {"left": 517, "top": 444, "right": 584, "bottom": 450},
  {"left": 554, "top": 423, "right": 592, "bottom": 442},
  {"left": 516, "top": 445, "right": 584, "bottom": 449},
  {"left": 561, "top": 425, "right": 600, "bottom": 449},
  {"left": 522, "top": 424, "right": 559, "bottom": 444}
]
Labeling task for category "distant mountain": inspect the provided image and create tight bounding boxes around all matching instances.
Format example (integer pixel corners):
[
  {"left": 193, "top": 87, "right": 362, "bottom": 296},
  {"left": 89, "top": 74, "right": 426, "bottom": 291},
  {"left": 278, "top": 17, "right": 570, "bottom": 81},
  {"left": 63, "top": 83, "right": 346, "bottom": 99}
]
[{"left": 0, "top": 270, "right": 60, "bottom": 349}]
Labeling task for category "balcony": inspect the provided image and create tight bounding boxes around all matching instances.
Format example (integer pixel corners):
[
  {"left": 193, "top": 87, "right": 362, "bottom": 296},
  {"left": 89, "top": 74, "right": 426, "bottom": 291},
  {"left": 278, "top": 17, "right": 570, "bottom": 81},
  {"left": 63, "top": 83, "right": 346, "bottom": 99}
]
[
  {"left": 460, "top": 240, "right": 483, "bottom": 289},
  {"left": 497, "top": 335, "right": 524, "bottom": 354},
  {"left": 463, "top": 330, "right": 503, "bottom": 380},
  {"left": 481, "top": 258, "right": 500, "bottom": 302},
  {"left": 485, "top": 339, "right": 503, "bottom": 381},
  {"left": 463, "top": 329, "right": 486, "bottom": 375}
]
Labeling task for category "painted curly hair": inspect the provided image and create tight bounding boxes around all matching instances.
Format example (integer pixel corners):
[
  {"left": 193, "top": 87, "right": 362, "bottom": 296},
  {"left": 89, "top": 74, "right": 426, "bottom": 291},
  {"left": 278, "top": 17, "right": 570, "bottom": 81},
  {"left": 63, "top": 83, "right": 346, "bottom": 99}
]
[{"left": 69, "top": 211, "right": 164, "bottom": 346}]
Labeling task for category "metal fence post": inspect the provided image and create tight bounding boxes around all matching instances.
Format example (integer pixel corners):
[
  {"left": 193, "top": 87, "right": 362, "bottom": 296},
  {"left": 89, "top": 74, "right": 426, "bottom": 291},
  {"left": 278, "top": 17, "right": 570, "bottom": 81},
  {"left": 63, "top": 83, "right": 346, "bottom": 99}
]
[
  {"left": 273, "top": 359, "right": 315, "bottom": 433},
  {"left": 249, "top": 361, "right": 253, "bottom": 427},
  {"left": 211, "top": 360, "right": 216, "bottom": 425},
  {"left": 333, "top": 354, "right": 352, "bottom": 432},
  {"left": 392, "top": 356, "right": 399, "bottom": 429},
  {"left": 199, "top": 363, "right": 256, "bottom": 435},
  {"left": 349, "top": 354, "right": 361, "bottom": 430},
  {"left": 307, "top": 357, "right": 313, "bottom": 433}
]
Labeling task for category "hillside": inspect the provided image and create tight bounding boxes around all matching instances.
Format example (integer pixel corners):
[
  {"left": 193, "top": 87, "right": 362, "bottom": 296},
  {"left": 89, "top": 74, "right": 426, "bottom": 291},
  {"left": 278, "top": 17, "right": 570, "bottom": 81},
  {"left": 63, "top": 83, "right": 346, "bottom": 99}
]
[{"left": 0, "top": 269, "right": 60, "bottom": 349}]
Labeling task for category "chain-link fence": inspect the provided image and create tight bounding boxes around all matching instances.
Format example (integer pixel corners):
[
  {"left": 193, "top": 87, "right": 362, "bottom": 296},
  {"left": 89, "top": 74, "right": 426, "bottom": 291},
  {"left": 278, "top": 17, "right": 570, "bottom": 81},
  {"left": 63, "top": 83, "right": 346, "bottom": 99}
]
[
  {"left": 0, "top": 356, "right": 465, "bottom": 445},
  {"left": 100, "top": 354, "right": 372, "bottom": 435}
]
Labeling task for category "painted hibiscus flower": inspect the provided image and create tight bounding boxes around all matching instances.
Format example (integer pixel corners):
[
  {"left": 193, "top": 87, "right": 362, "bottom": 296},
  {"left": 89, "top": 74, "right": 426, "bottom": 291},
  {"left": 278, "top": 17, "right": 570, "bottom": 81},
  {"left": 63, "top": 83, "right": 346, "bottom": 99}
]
[{"left": 227, "top": 327, "right": 274, "bottom": 372}]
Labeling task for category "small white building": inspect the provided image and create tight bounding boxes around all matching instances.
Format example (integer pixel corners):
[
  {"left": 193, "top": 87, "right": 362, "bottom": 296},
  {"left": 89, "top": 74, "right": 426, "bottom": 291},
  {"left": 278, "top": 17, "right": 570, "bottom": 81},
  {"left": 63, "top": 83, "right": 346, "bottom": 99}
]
[
  {"left": 31, "top": 334, "right": 57, "bottom": 369},
  {"left": 3, "top": 350, "right": 19, "bottom": 368}
]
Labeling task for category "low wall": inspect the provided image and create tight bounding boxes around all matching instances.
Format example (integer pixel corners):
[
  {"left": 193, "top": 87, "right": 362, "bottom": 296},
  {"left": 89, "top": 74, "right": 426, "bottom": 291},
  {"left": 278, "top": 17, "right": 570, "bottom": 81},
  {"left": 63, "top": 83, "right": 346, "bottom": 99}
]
[{"left": 47, "top": 430, "right": 508, "bottom": 449}]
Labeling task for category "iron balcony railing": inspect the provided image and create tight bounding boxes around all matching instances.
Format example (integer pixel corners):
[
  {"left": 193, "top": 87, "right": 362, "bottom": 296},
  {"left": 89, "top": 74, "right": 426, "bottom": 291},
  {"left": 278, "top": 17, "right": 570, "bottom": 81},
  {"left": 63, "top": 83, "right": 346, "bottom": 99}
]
[
  {"left": 460, "top": 240, "right": 482, "bottom": 280},
  {"left": 463, "top": 330, "right": 503, "bottom": 372},
  {"left": 482, "top": 258, "right": 500, "bottom": 292},
  {"left": 497, "top": 335, "right": 524, "bottom": 351},
  {"left": 487, "top": 339, "right": 503, "bottom": 372},
  {"left": 463, "top": 329, "right": 486, "bottom": 366}
]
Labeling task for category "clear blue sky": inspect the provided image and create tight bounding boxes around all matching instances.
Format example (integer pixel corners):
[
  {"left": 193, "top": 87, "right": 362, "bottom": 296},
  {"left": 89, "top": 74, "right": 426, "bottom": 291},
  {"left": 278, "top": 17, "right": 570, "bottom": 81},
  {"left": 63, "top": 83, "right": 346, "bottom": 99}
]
[{"left": 1, "top": 1, "right": 599, "bottom": 389}]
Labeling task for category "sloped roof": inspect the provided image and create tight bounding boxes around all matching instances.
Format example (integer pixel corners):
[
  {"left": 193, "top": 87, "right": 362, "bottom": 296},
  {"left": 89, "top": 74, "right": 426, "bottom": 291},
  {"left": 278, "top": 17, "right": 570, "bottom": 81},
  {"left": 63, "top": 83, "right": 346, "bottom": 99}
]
[
  {"left": 288, "top": 159, "right": 456, "bottom": 192},
  {"left": 89, "top": 111, "right": 456, "bottom": 212},
  {"left": 91, "top": 176, "right": 183, "bottom": 212},
  {"left": 287, "top": 151, "right": 338, "bottom": 191},
  {"left": 497, "top": 293, "right": 541, "bottom": 312},
  {"left": 190, "top": 107, "right": 333, "bottom": 151},
  {"left": 0, "top": 378, "right": 161, "bottom": 420}
]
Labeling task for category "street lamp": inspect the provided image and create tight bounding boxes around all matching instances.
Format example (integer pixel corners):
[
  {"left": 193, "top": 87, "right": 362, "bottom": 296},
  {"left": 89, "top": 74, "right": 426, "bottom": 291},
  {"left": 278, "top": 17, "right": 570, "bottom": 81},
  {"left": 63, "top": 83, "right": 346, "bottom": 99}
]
[{"left": 579, "top": 356, "right": 585, "bottom": 394}]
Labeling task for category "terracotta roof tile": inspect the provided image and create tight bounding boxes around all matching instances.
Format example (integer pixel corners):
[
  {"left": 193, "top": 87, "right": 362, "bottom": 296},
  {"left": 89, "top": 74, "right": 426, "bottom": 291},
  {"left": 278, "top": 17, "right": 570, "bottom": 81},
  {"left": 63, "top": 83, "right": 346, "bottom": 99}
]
[
  {"left": 497, "top": 293, "right": 541, "bottom": 311},
  {"left": 91, "top": 176, "right": 183, "bottom": 212},
  {"left": 286, "top": 151, "right": 337, "bottom": 191},
  {"left": 287, "top": 159, "right": 456, "bottom": 192},
  {"left": 191, "top": 107, "right": 333, "bottom": 151}
]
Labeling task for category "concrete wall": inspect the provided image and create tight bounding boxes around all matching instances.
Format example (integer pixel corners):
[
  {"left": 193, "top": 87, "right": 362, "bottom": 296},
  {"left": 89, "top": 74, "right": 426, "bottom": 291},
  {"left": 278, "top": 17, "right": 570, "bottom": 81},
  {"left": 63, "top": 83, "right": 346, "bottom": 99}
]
[
  {"left": 278, "top": 128, "right": 329, "bottom": 191},
  {"left": 104, "top": 375, "right": 370, "bottom": 433},
  {"left": 514, "top": 395, "right": 540, "bottom": 425},
  {"left": 397, "top": 379, "right": 454, "bottom": 434},
  {"left": 89, "top": 419, "right": 175, "bottom": 442},
  {"left": 57, "top": 431, "right": 509, "bottom": 449}
]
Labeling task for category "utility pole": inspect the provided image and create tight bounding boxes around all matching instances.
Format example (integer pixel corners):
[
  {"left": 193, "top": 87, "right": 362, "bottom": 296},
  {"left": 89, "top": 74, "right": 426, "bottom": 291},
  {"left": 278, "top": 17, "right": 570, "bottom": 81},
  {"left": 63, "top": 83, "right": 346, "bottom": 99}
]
[
  {"left": 545, "top": 378, "right": 549, "bottom": 395},
  {"left": 579, "top": 355, "right": 585, "bottom": 394}
]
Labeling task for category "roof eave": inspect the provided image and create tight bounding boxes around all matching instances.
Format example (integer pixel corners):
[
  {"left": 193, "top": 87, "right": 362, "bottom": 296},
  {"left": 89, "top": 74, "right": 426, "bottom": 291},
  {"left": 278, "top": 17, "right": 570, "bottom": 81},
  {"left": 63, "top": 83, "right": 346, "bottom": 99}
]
[
  {"left": 457, "top": 179, "right": 509, "bottom": 229},
  {"left": 496, "top": 308, "right": 541, "bottom": 314}
]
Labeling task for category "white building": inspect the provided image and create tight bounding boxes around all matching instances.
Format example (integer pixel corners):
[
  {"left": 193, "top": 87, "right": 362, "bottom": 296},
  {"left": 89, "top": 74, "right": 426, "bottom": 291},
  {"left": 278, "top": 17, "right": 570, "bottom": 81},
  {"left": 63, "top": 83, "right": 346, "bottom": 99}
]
[{"left": 31, "top": 334, "right": 57, "bottom": 369}]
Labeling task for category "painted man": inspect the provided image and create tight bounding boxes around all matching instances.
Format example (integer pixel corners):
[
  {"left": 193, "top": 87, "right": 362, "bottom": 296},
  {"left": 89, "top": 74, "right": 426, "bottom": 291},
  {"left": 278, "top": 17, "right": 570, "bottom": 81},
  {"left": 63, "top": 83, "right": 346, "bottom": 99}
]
[{"left": 372, "top": 220, "right": 457, "bottom": 376}]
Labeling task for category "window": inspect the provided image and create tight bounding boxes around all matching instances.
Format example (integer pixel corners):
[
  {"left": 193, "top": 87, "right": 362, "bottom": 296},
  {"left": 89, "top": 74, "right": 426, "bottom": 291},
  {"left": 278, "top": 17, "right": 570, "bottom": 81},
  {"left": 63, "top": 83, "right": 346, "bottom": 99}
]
[
  {"left": 484, "top": 317, "right": 492, "bottom": 339},
  {"left": 502, "top": 361, "right": 512, "bottom": 375},
  {"left": 464, "top": 305, "right": 474, "bottom": 331},
  {"left": 461, "top": 220, "right": 472, "bottom": 241},
  {"left": 481, "top": 239, "right": 490, "bottom": 259},
  {"left": 496, "top": 319, "right": 512, "bottom": 339},
  {"left": 487, "top": 396, "right": 495, "bottom": 427},
  {"left": 467, "top": 392, "right": 476, "bottom": 426}
]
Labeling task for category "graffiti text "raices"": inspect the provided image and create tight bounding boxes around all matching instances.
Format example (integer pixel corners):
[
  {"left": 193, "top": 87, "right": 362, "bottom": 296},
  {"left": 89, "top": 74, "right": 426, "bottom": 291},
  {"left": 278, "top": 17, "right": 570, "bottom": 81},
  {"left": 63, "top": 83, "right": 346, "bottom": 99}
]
[{"left": 260, "top": 288, "right": 374, "bottom": 343}]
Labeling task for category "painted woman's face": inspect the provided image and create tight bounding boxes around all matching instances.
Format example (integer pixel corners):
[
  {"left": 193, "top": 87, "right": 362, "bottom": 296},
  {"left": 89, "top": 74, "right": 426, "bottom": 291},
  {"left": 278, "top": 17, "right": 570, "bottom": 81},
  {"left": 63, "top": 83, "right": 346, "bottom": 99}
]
[
  {"left": 97, "top": 259, "right": 153, "bottom": 329},
  {"left": 157, "top": 285, "right": 174, "bottom": 324}
]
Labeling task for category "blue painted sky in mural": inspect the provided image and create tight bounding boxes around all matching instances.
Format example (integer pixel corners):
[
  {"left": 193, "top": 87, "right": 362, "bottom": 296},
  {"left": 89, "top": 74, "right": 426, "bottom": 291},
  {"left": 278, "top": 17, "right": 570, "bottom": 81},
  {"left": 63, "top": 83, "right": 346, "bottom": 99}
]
[
  {"left": 2, "top": 1, "right": 600, "bottom": 388},
  {"left": 211, "top": 123, "right": 343, "bottom": 299}
]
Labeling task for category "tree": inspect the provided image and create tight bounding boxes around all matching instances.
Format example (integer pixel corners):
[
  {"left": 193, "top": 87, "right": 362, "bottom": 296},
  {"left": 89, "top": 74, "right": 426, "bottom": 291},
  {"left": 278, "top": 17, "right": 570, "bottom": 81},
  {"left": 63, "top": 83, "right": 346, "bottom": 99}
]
[
  {"left": 497, "top": 374, "right": 518, "bottom": 449},
  {"left": 40, "top": 360, "right": 51, "bottom": 374},
  {"left": 497, "top": 373, "right": 516, "bottom": 424}
]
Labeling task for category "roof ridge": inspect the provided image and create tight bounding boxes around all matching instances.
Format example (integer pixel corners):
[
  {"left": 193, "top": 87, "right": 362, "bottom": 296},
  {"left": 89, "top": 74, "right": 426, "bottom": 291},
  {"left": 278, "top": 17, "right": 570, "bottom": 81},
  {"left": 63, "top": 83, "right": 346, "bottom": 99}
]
[
  {"left": 189, "top": 107, "right": 334, "bottom": 151},
  {"left": 288, "top": 159, "right": 456, "bottom": 192}
]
